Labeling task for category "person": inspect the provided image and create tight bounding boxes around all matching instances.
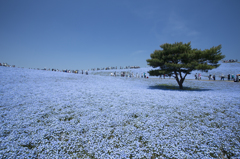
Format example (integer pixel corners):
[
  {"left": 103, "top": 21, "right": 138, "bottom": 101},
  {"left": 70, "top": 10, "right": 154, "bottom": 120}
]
[
  {"left": 209, "top": 74, "right": 211, "bottom": 80},
  {"left": 235, "top": 75, "right": 239, "bottom": 82},
  {"left": 198, "top": 73, "right": 201, "bottom": 80},
  {"left": 228, "top": 74, "right": 230, "bottom": 80},
  {"left": 213, "top": 74, "right": 216, "bottom": 80},
  {"left": 232, "top": 74, "right": 234, "bottom": 81},
  {"left": 168, "top": 74, "right": 170, "bottom": 79},
  {"left": 195, "top": 73, "right": 197, "bottom": 80},
  {"left": 221, "top": 74, "right": 224, "bottom": 80}
]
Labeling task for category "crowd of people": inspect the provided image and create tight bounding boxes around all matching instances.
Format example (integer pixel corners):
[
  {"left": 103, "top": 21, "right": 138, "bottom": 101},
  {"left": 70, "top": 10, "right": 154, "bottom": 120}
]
[
  {"left": 195, "top": 73, "right": 202, "bottom": 80},
  {"left": 199, "top": 73, "right": 240, "bottom": 82},
  {"left": 111, "top": 71, "right": 148, "bottom": 78}
]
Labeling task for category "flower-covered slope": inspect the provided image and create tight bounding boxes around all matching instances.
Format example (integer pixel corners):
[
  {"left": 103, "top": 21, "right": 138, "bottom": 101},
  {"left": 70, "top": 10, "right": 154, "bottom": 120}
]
[{"left": 0, "top": 63, "right": 240, "bottom": 158}]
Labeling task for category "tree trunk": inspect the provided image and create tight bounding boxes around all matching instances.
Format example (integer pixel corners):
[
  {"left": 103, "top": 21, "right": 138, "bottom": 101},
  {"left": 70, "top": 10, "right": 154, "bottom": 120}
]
[
  {"left": 174, "top": 71, "right": 184, "bottom": 89},
  {"left": 179, "top": 82, "right": 183, "bottom": 89}
]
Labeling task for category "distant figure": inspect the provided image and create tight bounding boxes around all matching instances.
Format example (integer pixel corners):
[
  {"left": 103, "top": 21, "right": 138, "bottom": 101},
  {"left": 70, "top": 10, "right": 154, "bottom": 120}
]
[
  {"left": 198, "top": 73, "right": 201, "bottom": 80},
  {"left": 209, "top": 74, "right": 211, "bottom": 80},
  {"left": 232, "top": 74, "right": 234, "bottom": 80},
  {"left": 234, "top": 75, "right": 239, "bottom": 82},
  {"left": 195, "top": 73, "right": 197, "bottom": 80},
  {"left": 213, "top": 74, "right": 216, "bottom": 80},
  {"left": 168, "top": 74, "right": 171, "bottom": 79},
  {"left": 221, "top": 74, "right": 225, "bottom": 80},
  {"left": 228, "top": 74, "right": 230, "bottom": 80}
]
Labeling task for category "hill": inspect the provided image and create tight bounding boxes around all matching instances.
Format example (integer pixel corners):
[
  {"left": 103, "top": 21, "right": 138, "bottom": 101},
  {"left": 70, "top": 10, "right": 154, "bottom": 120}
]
[{"left": 0, "top": 64, "right": 240, "bottom": 158}]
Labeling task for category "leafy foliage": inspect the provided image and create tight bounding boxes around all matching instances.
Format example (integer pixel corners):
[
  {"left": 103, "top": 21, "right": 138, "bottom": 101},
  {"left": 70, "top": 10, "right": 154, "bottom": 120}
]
[{"left": 146, "top": 42, "right": 225, "bottom": 89}]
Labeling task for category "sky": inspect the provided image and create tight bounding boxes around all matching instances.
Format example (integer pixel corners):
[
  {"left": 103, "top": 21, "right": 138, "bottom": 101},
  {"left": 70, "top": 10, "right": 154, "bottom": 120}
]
[{"left": 0, "top": 0, "right": 240, "bottom": 70}]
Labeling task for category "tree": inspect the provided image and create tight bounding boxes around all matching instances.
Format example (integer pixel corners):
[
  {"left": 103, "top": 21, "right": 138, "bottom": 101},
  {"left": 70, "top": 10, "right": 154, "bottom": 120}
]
[{"left": 146, "top": 42, "right": 225, "bottom": 89}]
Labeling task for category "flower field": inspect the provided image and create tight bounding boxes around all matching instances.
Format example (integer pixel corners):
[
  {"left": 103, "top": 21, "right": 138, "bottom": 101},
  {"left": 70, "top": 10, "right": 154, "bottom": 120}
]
[{"left": 0, "top": 63, "right": 240, "bottom": 158}]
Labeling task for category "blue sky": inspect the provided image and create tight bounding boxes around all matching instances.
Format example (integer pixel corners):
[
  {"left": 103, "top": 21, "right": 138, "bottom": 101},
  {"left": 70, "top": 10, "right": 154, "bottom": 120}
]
[{"left": 0, "top": 0, "right": 240, "bottom": 70}]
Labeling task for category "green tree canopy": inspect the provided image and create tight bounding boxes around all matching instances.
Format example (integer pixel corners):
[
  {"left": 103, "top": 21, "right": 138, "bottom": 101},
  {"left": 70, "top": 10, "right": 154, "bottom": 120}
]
[{"left": 146, "top": 42, "right": 225, "bottom": 89}]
